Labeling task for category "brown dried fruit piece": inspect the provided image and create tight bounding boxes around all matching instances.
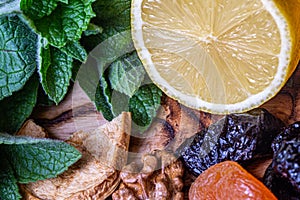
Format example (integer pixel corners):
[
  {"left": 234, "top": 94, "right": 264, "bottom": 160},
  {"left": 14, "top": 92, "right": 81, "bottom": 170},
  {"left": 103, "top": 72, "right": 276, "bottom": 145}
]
[
  {"left": 21, "top": 112, "right": 131, "bottom": 200},
  {"left": 16, "top": 120, "right": 48, "bottom": 138},
  {"left": 189, "top": 161, "right": 277, "bottom": 200},
  {"left": 130, "top": 96, "right": 211, "bottom": 155},
  {"left": 112, "top": 150, "right": 185, "bottom": 200}
]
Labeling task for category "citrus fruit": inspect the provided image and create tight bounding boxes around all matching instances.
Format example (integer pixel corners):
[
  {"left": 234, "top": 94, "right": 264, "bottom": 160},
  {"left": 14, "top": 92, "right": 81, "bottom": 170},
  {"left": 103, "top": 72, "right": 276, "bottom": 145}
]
[
  {"left": 131, "top": 0, "right": 300, "bottom": 114},
  {"left": 189, "top": 161, "right": 277, "bottom": 200}
]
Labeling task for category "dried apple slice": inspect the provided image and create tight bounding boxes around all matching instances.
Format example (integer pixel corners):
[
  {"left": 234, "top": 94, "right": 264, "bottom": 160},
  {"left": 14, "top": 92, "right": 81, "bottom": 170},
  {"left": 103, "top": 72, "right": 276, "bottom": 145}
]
[{"left": 21, "top": 112, "right": 131, "bottom": 200}]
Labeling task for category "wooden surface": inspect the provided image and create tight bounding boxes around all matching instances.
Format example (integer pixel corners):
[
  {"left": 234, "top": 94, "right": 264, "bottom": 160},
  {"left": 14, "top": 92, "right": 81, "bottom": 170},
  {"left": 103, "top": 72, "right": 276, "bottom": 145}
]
[{"left": 31, "top": 66, "right": 300, "bottom": 189}]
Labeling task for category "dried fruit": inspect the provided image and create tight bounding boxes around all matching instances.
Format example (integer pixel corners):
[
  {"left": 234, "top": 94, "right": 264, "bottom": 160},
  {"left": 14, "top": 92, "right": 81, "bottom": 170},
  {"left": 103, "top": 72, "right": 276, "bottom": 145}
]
[
  {"left": 263, "top": 164, "right": 300, "bottom": 200},
  {"left": 16, "top": 120, "right": 48, "bottom": 138},
  {"left": 21, "top": 112, "right": 131, "bottom": 200},
  {"left": 263, "top": 122, "right": 300, "bottom": 199},
  {"left": 189, "top": 161, "right": 277, "bottom": 200},
  {"left": 112, "top": 150, "right": 184, "bottom": 200},
  {"left": 130, "top": 96, "right": 210, "bottom": 155},
  {"left": 177, "top": 108, "right": 284, "bottom": 176}
]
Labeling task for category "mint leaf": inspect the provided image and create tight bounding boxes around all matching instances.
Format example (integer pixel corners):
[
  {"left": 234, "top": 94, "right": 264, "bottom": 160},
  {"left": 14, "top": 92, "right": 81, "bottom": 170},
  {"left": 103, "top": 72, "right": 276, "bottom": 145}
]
[
  {"left": 80, "top": 0, "right": 131, "bottom": 52},
  {"left": 111, "top": 91, "right": 129, "bottom": 117},
  {"left": 39, "top": 47, "right": 73, "bottom": 104},
  {"left": 0, "top": 75, "right": 39, "bottom": 134},
  {"left": 92, "top": 0, "right": 131, "bottom": 37},
  {"left": 60, "top": 41, "right": 87, "bottom": 62},
  {"left": 129, "top": 84, "right": 162, "bottom": 127},
  {"left": 0, "top": 0, "right": 20, "bottom": 15},
  {"left": 108, "top": 51, "right": 146, "bottom": 97},
  {"left": 20, "top": 0, "right": 62, "bottom": 20},
  {"left": 33, "top": 0, "right": 96, "bottom": 47},
  {"left": 0, "top": 154, "right": 21, "bottom": 200},
  {"left": 0, "top": 132, "right": 45, "bottom": 145},
  {"left": 0, "top": 133, "right": 81, "bottom": 183},
  {"left": 0, "top": 13, "right": 40, "bottom": 100},
  {"left": 95, "top": 77, "right": 114, "bottom": 121},
  {"left": 36, "top": 86, "right": 55, "bottom": 106},
  {"left": 78, "top": 30, "right": 133, "bottom": 115}
]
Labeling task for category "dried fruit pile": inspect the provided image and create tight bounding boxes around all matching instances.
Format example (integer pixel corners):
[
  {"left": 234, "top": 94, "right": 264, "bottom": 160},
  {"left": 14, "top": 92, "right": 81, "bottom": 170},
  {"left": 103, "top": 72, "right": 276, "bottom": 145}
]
[{"left": 177, "top": 108, "right": 285, "bottom": 176}]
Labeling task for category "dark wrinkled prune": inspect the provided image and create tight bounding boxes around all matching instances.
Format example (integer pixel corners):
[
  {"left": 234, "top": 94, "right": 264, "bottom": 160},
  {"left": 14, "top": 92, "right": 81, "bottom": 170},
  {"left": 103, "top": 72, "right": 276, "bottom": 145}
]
[
  {"left": 272, "top": 122, "right": 300, "bottom": 153},
  {"left": 263, "top": 164, "right": 300, "bottom": 200},
  {"left": 176, "top": 108, "right": 285, "bottom": 176},
  {"left": 263, "top": 122, "right": 300, "bottom": 196}
]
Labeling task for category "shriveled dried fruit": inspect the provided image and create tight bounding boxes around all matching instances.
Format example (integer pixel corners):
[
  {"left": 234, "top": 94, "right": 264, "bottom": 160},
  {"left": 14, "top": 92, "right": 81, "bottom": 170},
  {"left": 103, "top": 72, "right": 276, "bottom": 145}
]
[
  {"left": 263, "top": 164, "right": 300, "bottom": 200},
  {"left": 177, "top": 108, "right": 284, "bottom": 176},
  {"left": 272, "top": 126, "right": 300, "bottom": 191},
  {"left": 21, "top": 112, "right": 131, "bottom": 200},
  {"left": 189, "top": 161, "right": 277, "bottom": 200},
  {"left": 112, "top": 150, "right": 184, "bottom": 200},
  {"left": 129, "top": 96, "right": 210, "bottom": 155},
  {"left": 263, "top": 122, "right": 300, "bottom": 199}
]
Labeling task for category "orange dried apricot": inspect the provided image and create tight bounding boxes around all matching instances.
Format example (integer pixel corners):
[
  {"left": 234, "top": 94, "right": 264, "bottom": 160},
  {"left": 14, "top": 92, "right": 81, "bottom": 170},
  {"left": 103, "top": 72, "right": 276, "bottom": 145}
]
[{"left": 189, "top": 161, "right": 277, "bottom": 200}]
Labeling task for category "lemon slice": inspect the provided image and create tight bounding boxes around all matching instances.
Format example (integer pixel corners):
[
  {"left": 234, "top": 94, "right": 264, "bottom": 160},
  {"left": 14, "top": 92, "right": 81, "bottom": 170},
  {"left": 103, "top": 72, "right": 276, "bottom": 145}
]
[{"left": 131, "top": 0, "right": 300, "bottom": 114}]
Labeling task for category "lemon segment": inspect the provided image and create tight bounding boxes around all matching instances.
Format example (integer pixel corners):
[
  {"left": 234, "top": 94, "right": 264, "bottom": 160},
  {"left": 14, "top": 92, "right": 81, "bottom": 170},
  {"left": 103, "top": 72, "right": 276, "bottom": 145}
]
[{"left": 131, "top": 0, "right": 300, "bottom": 114}]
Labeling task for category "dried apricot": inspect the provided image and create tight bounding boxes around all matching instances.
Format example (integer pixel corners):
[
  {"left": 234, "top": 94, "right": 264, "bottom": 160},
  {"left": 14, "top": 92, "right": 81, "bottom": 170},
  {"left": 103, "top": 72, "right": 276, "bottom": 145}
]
[{"left": 189, "top": 161, "right": 277, "bottom": 200}]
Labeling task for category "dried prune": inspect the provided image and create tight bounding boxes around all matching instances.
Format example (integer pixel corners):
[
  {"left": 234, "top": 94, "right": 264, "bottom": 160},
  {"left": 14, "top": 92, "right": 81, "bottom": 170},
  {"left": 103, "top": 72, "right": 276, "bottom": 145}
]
[
  {"left": 263, "top": 164, "right": 300, "bottom": 200},
  {"left": 177, "top": 108, "right": 285, "bottom": 176},
  {"left": 263, "top": 122, "right": 300, "bottom": 199}
]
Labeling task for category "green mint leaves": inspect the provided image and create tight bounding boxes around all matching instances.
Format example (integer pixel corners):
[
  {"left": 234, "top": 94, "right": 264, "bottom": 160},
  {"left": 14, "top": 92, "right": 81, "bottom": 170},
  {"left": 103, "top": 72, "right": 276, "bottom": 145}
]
[
  {"left": 0, "top": 1, "right": 93, "bottom": 199},
  {"left": 0, "top": 0, "right": 93, "bottom": 135},
  {"left": 39, "top": 47, "right": 73, "bottom": 104},
  {"left": 129, "top": 84, "right": 162, "bottom": 127},
  {"left": 82, "top": 0, "right": 162, "bottom": 129},
  {"left": 0, "top": 133, "right": 81, "bottom": 199},
  {"left": 108, "top": 52, "right": 146, "bottom": 97},
  {"left": 20, "top": 0, "right": 62, "bottom": 20},
  {"left": 21, "top": 0, "right": 96, "bottom": 48},
  {"left": 0, "top": 155, "right": 21, "bottom": 200},
  {"left": 0, "top": 14, "right": 39, "bottom": 100},
  {"left": 0, "top": 75, "right": 39, "bottom": 134}
]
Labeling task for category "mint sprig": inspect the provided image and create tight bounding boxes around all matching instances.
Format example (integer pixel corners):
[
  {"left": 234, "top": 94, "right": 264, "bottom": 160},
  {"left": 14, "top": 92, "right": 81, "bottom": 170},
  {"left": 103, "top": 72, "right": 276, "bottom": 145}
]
[
  {"left": 0, "top": 1, "right": 93, "bottom": 199},
  {"left": 0, "top": 0, "right": 93, "bottom": 134},
  {"left": 22, "top": 0, "right": 96, "bottom": 48},
  {"left": 81, "top": 0, "right": 163, "bottom": 129}
]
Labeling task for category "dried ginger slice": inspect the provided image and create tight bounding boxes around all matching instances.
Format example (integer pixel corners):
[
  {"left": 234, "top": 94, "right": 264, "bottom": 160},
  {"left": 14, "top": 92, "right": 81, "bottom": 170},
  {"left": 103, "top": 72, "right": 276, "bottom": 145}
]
[{"left": 21, "top": 112, "right": 131, "bottom": 200}]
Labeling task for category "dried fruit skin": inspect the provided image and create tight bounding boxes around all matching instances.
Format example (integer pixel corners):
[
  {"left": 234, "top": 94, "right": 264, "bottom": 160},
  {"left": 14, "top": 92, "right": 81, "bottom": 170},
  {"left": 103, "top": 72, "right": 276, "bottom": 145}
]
[
  {"left": 177, "top": 108, "right": 284, "bottom": 175},
  {"left": 189, "top": 161, "right": 277, "bottom": 200},
  {"left": 263, "top": 164, "right": 300, "bottom": 200},
  {"left": 263, "top": 122, "right": 300, "bottom": 199}
]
